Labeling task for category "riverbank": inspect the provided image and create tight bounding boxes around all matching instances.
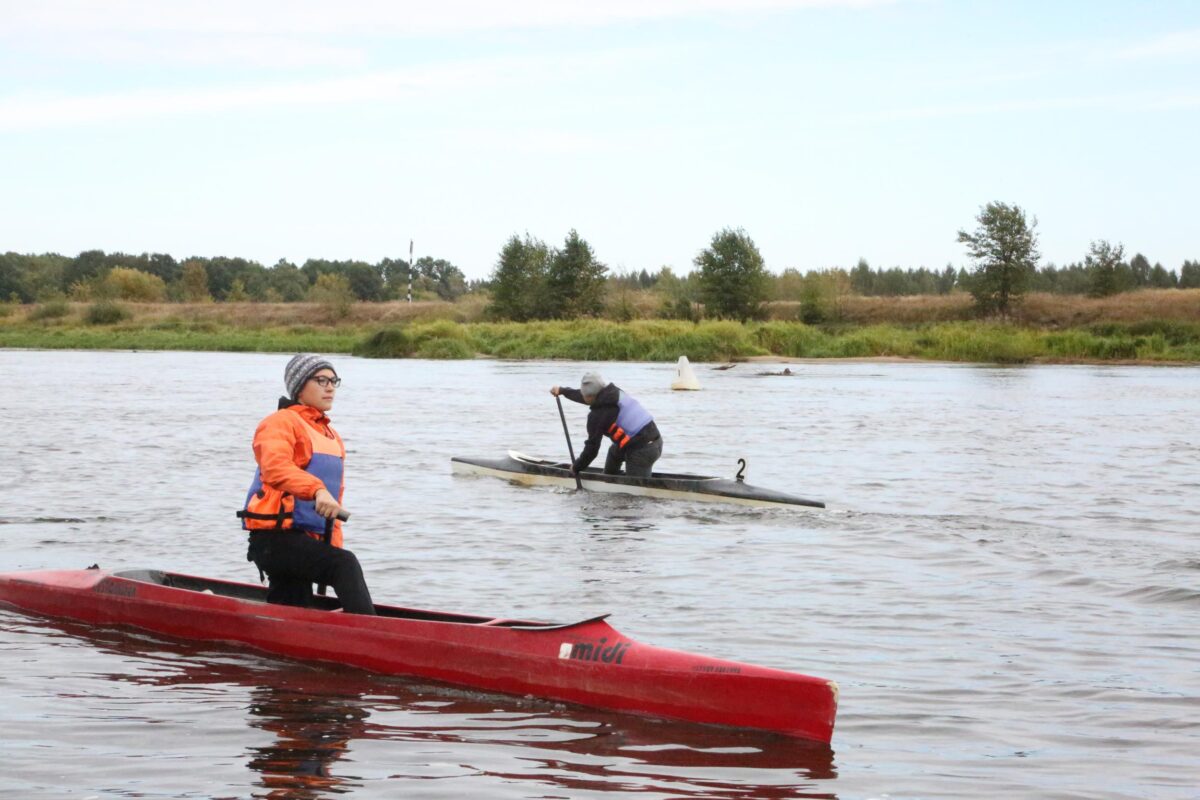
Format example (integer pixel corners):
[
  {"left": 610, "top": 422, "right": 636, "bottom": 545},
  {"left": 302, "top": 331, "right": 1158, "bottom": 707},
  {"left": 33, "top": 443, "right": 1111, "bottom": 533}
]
[{"left": 4, "top": 299, "right": 1200, "bottom": 363}]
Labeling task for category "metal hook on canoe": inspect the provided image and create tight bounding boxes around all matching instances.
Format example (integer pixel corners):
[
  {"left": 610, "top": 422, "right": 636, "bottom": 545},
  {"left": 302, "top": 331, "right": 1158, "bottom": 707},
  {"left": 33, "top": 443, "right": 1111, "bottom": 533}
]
[{"left": 736, "top": 458, "right": 746, "bottom": 483}]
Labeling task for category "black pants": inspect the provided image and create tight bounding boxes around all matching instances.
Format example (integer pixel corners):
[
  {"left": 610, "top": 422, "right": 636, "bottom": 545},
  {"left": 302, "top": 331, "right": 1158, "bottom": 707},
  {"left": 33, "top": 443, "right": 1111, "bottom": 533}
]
[
  {"left": 604, "top": 435, "right": 663, "bottom": 477},
  {"left": 247, "top": 531, "right": 376, "bottom": 615}
]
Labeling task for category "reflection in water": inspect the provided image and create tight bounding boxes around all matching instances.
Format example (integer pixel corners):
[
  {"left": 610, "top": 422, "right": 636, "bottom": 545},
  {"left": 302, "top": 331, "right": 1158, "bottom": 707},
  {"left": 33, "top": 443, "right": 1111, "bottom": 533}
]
[
  {"left": 19, "top": 615, "right": 837, "bottom": 799},
  {"left": 245, "top": 683, "right": 369, "bottom": 798},
  {"left": 470, "top": 717, "right": 837, "bottom": 799}
]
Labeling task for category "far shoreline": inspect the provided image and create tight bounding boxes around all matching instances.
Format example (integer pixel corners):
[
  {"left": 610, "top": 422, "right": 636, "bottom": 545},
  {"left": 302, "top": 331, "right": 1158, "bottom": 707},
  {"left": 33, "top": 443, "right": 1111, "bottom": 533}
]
[
  {"left": 3, "top": 297, "right": 1198, "bottom": 365},
  {"left": 3, "top": 345, "right": 1197, "bottom": 368}
]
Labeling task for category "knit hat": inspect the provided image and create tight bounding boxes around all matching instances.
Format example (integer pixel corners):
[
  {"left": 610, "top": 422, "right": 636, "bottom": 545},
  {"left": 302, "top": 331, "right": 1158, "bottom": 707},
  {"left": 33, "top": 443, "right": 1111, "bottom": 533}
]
[
  {"left": 580, "top": 371, "right": 605, "bottom": 399},
  {"left": 285, "top": 354, "right": 337, "bottom": 399}
]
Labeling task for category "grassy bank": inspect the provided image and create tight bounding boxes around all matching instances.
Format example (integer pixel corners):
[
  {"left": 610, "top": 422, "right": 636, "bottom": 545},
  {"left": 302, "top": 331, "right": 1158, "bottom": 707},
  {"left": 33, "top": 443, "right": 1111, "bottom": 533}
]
[{"left": 3, "top": 300, "right": 1199, "bottom": 363}]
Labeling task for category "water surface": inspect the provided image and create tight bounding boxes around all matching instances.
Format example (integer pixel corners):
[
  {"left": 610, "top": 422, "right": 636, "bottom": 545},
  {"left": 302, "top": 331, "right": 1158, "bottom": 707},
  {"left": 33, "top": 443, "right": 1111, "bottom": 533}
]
[{"left": 3, "top": 351, "right": 1197, "bottom": 798}]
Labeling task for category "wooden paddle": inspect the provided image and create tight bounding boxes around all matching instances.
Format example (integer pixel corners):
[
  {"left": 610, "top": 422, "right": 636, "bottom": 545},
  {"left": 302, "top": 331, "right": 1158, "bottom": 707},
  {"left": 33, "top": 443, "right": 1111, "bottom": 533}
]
[{"left": 555, "top": 394, "right": 584, "bottom": 491}]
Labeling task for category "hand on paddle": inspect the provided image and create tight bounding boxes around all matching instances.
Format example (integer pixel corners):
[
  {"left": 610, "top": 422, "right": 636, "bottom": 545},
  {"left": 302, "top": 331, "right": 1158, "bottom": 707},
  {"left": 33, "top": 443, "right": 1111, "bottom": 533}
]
[
  {"left": 313, "top": 488, "right": 347, "bottom": 521},
  {"left": 549, "top": 386, "right": 561, "bottom": 396}
]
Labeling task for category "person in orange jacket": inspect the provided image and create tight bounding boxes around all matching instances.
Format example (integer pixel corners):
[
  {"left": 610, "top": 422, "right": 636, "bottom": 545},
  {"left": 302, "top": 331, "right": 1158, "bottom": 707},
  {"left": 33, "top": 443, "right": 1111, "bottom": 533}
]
[{"left": 239, "top": 354, "right": 375, "bottom": 614}]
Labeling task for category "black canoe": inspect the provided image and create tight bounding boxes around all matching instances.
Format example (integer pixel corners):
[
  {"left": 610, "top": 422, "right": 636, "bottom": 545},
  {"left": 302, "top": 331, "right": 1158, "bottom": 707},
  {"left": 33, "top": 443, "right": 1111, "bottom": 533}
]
[{"left": 451, "top": 451, "right": 824, "bottom": 509}]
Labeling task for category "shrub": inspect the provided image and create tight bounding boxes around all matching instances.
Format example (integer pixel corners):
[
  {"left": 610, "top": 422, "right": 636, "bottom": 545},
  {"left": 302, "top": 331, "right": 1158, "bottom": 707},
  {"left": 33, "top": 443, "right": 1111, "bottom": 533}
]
[
  {"left": 103, "top": 267, "right": 167, "bottom": 302},
  {"left": 1126, "top": 320, "right": 1200, "bottom": 346},
  {"left": 411, "top": 319, "right": 467, "bottom": 343},
  {"left": 85, "top": 300, "right": 130, "bottom": 325},
  {"left": 753, "top": 321, "right": 830, "bottom": 357},
  {"left": 658, "top": 296, "right": 702, "bottom": 322},
  {"left": 353, "top": 328, "right": 413, "bottom": 358},
  {"left": 28, "top": 299, "right": 71, "bottom": 320},
  {"left": 605, "top": 294, "right": 638, "bottom": 322},
  {"left": 415, "top": 337, "right": 475, "bottom": 359}
]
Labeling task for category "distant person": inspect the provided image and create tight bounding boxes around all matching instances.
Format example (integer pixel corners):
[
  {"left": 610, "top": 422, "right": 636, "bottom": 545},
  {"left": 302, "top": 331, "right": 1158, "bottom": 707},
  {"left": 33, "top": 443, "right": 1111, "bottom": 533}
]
[
  {"left": 238, "top": 354, "right": 375, "bottom": 614},
  {"left": 551, "top": 371, "right": 662, "bottom": 477}
]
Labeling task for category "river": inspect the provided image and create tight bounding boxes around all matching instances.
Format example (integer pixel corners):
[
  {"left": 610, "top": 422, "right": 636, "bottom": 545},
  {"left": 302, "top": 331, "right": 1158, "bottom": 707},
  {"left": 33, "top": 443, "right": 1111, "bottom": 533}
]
[{"left": 3, "top": 350, "right": 1197, "bottom": 799}]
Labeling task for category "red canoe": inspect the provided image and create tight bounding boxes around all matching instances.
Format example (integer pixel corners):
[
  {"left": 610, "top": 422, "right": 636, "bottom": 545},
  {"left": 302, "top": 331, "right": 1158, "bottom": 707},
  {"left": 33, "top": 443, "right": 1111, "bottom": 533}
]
[{"left": 0, "top": 567, "right": 838, "bottom": 743}]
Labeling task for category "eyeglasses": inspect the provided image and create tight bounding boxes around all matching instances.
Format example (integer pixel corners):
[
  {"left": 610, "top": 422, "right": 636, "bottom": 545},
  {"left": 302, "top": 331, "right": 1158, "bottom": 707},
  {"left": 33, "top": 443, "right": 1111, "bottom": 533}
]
[{"left": 310, "top": 376, "right": 341, "bottom": 388}]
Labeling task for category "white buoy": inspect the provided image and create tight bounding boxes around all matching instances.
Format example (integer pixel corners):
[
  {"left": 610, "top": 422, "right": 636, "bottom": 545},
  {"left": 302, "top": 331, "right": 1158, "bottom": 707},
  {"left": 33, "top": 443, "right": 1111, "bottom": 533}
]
[{"left": 671, "top": 355, "right": 701, "bottom": 390}]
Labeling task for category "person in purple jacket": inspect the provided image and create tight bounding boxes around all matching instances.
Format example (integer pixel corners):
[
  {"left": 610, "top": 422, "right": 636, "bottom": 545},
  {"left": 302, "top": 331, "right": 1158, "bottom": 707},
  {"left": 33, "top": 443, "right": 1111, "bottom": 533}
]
[{"left": 550, "top": 371, "right": 663, "bottom": 477}]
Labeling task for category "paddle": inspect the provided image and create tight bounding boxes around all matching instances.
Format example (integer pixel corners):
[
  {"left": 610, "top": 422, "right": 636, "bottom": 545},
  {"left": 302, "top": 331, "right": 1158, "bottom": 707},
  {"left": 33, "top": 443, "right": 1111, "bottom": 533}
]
[
  {"left": 317, "top": 508, "right": 352, "bottom": 596},
  {"left": 555, "top": 394, "right": 584, "bottom": 490}
]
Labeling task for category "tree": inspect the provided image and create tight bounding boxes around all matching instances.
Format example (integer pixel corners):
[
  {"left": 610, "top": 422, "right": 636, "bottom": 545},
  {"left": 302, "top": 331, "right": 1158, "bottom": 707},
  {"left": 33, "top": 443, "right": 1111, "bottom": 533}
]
[
  {"left": 1180, "top": 260, "right": 1200, "bottom": 289},
  {"left": 267, "top": 260, "right": 309, "bottom": 301},
  {"left": 487, "top": 234, "right": 550, "bottom": 321},
  {"left": 63, "top": 249, "right": 110, "bottom": 291},
  {"left": 300, "top": 259, "right": 383, "bottom": 302},
  {"left": 937, "top": 265, "right": 958, "bottom": 294},
  {"left": 343, "top": 262, "right": 385, "bottom": 301},
  {"left": 0, "top": 252, "right": 67, "bottom": 302},
  {"left": 226, "top": 278, "right": 250, "bottom": 302},
  {"left": 178, "top": 261, "right": 212, "bottom": 302},
  {"left": 307, "top": 272, "right": 355, "bottom": 319},
  {"left": 849, "top": 258, "right": 873, "bottom": 295},
  {"left": 415, "top": 256, "right": 468, "bottom": 301},
  {"left": 772, "top": 268, "right": 805, "bottom": 301},
  {"left": 379, "top": 257, "right": 413, "bottom": 299},
  {"left": 654, "top": 267, "right": 701, "bottom": 321},
  {"left": 0, "top": 254, "right": 25, "bottom": 302},
  {"left": 544, "top": 230, "right": 607, "bottom": 318},
  {"left": 1129, "top": 253, "right": 1152, "bottom": 288},
  {"left": 799, "top": 273, "right": 832, "bottom": 323},
  {"left": 695, "top": 227, "right": 769, "bottom": 320},
  {"left": 1086, "top": 240, "right": 1125, "bottom": 298},
  {"left": 1149, "top": 262, "right": 1177, "bottom": 289},
  {"left": 195, "top": 256, "right": 267, "bottom": 300},
  {"left": 957, "top": 202, "right": 1039, "bottom": 316}
]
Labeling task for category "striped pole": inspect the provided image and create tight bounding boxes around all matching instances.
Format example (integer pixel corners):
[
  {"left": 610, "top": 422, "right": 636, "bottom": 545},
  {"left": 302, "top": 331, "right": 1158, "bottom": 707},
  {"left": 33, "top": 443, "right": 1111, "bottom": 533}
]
[{"left": 407, "top": 240, "right": 413, "bottom": 303}]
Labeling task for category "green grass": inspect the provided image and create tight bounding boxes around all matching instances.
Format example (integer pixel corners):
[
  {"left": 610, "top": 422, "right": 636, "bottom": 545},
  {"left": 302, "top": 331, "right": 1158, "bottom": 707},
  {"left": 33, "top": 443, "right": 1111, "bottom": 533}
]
[
  {"left": 3, "top": 315, "right": 1198, "bottom": 363},
  {"left": 0, "top": 325, "right": 360, "bottom": 353}
]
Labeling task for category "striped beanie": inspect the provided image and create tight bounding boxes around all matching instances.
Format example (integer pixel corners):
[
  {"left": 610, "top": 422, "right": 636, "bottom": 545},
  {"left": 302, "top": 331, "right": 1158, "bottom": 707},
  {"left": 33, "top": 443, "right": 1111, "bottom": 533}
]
[{"left": 285, "top": 354, "right": 336, "bottom": 399}]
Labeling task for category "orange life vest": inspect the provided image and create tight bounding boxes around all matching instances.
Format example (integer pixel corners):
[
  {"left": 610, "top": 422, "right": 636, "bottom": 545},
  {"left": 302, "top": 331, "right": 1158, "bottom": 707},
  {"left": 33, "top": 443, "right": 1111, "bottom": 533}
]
[{"left": 239, "top": 407, "right": 346, "bottom": 548}]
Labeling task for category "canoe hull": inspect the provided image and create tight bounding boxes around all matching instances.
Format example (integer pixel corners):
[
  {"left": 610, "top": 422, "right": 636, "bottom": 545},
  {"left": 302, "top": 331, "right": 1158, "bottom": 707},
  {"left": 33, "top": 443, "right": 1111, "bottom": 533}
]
[
  {"left": 451, "top": 452, "right": 825, "bottom": 509},
  {"left": 0, "top": 568, "right": 837, "bottom": 743}
]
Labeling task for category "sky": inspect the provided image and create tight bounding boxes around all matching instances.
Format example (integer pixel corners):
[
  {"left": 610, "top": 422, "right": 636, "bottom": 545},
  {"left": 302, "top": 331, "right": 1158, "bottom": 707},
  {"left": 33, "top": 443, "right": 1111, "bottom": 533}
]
[{"left": 1, "top": 0, "right": 1198, "bottom": 281}]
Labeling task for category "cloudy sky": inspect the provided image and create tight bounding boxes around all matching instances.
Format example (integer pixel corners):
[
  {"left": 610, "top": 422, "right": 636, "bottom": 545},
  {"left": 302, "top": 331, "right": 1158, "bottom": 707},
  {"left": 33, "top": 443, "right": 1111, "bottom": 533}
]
[{"left": 2, "top": 0, "right": 1197, "bottom": 279}]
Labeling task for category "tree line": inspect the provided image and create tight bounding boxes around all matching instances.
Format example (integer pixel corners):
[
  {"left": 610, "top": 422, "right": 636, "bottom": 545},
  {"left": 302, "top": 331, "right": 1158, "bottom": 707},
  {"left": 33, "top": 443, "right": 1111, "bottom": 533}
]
[
  {"left": 841, "top": 253, "right": 1195, "bottom": 297},
  {"left": 483, "top": 219, "right": 1198, "bottom": 322},
  {"left": 4, "top": 207, "right": 1196, "bottom": 323},
  {"left": 0, "top": 250, "right": 469, "bottom": 304}
]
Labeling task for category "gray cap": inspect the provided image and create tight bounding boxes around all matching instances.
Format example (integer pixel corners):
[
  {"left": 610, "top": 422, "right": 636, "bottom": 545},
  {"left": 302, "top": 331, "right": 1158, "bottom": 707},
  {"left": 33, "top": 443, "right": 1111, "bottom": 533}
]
[
  {"left": 285, "top": 353, "right": 337, "bottom": 399},
  {"left": 580, "top": 371, "right": 605, "bottom": 398}
]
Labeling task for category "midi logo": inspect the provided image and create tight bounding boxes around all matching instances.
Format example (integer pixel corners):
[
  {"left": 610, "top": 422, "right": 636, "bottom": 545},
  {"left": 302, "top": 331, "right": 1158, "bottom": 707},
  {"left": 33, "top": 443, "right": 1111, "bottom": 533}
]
[{"left": 558, "top": 638, "right": 631, "bottom": 665}]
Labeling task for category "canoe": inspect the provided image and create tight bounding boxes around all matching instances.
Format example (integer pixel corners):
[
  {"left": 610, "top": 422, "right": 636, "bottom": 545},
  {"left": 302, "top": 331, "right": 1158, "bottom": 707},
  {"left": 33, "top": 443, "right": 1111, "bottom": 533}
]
[
  {"left": 0, "top": 567, "right": 838, "bottom": 743},
  {"left": 451, "top": 450, "right": 825, "bottom": 509}
]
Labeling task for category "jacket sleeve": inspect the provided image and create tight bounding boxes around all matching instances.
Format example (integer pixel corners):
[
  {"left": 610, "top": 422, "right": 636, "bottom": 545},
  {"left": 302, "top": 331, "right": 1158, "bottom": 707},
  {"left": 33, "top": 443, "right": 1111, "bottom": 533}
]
[
  {"left": 572, "top": 406, "right": 615, "bottom": 473},
  {"left": 559, "top": 387, "right": 586, "bottom": 404},
  {"left": 252, "top": 413, "right": 327, "bottom": 500}
]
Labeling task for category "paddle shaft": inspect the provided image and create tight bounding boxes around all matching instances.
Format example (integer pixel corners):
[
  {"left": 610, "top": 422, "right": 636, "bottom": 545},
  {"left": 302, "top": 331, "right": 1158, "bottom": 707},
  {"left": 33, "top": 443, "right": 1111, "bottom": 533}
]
[{"left": 555, "top": 395, "right": 584, "bottom": 490}]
